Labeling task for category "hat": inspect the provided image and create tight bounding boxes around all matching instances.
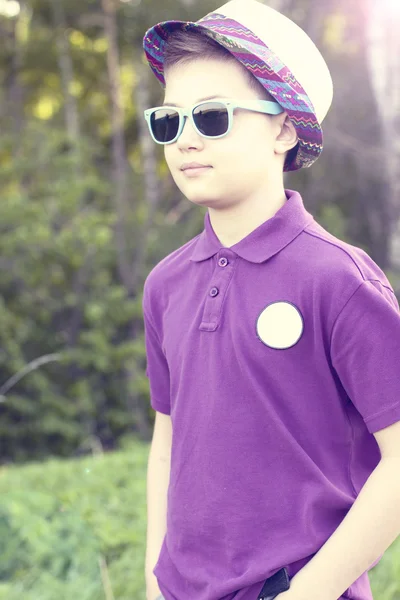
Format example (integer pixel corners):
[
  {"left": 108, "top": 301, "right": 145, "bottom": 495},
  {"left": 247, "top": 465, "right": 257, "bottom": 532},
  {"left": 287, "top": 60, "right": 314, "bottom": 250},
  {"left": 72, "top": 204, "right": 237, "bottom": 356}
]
[{"left": 142, "top": 0, "right": 333, "bottom": 171}]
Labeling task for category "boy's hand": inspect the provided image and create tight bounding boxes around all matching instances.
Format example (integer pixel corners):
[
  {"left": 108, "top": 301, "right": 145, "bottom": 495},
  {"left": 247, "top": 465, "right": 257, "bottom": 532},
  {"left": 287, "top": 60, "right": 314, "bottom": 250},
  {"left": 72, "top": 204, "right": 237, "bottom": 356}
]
[
  {"left": 145, "top": 576, "right": 164, "bottom": 600},
  {"left": 146, "top": 589, "right": 164, "bottom": 600},
  {"left": 274, "top": 586, "right": 334, "bottom": 600}
]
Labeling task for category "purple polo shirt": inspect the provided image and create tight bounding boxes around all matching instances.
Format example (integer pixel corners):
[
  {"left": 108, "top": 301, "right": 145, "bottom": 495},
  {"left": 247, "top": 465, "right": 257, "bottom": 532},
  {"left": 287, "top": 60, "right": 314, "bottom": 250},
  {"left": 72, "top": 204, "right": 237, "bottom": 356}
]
[{"left": 142, "top": 189, "right": 400, "bottom": 600}]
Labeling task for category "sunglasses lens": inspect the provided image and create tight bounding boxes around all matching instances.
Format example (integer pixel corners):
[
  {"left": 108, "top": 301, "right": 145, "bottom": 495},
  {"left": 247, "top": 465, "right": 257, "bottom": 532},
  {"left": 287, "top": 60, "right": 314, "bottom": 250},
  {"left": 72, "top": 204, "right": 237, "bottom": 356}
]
[
  {"left": 150, "top": 108, "right": 180, "bottom": 142},
  {"left": 193, "top": 102, "right": 229, "bottom": 137}
]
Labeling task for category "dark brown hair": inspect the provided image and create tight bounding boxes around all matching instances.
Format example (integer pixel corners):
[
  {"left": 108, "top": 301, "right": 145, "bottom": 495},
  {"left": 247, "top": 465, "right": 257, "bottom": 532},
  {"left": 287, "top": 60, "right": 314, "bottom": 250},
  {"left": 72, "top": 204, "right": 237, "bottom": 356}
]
[{"left": 163, "top": 29, "right": 274, "bottom": 101}]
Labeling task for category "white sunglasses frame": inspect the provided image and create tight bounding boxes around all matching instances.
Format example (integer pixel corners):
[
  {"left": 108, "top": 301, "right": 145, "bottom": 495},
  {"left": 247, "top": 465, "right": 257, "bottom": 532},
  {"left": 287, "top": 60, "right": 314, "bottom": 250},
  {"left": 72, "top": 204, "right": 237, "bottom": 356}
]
[{"left": 143, "top": 98, "right": 284, "bottom": 144}]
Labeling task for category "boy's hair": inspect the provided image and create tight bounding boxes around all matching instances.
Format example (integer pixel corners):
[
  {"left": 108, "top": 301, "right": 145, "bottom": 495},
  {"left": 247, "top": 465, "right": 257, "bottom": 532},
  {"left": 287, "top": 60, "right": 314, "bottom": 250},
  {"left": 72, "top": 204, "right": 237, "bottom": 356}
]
[{"left": 163, "top": 29, "right": 274, "bottom": 102}]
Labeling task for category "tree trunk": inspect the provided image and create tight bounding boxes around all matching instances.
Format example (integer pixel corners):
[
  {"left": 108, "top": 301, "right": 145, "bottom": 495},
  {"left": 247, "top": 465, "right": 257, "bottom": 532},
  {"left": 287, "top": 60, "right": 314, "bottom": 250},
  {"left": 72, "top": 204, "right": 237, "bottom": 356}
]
[
  {"left": 101, "top": 0, "right": 152, "bottom": 438},
  {"left": 8, "top": 1, "right": 28, "bottom": 165},
  {"left": 101, "top": 0, "right": 133, "bottom": 293},
  {"left": 365, "top": 0, "right": 400, "bottom": 277},
  {"left": 51, "top": 0, "right": 81, "bottom": 147},
  {"left": 131, "top": 59, "right": 160, "bottom": 288},
  {"left": 126, "top": 57, "right": 161, "bottom": 440}
]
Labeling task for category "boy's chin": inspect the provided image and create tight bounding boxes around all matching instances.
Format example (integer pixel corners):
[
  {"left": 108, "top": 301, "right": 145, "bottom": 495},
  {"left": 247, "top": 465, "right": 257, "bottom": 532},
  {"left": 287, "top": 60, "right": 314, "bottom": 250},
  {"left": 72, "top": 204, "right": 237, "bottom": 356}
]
[
  {"left": 185, "top": 194, "right": 226, "bottom": 208},
  {"left": 185, "top": 194, "right": 213, "bottom": 205}
]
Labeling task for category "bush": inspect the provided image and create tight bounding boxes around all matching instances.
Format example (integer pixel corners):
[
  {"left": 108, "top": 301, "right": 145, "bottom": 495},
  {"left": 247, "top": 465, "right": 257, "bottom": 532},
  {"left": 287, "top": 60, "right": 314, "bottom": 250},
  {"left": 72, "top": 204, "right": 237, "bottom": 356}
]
[{"left": 0, "top": 439, "right": 148, "bottom": 600}]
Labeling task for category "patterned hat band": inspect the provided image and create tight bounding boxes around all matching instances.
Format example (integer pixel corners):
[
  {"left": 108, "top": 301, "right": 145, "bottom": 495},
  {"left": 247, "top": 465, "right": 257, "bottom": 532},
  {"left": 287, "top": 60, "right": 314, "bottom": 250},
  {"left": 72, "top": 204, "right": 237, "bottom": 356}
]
[{"left": 143, "top": 1, "right": 333, "bottom": 171}]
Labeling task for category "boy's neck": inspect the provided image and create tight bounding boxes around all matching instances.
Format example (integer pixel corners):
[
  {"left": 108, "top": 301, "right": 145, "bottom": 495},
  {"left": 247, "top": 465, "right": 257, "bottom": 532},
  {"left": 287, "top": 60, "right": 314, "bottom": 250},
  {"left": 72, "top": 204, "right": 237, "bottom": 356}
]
[{"left": 207, "top": 186, "right": 288, "bottom": 248}]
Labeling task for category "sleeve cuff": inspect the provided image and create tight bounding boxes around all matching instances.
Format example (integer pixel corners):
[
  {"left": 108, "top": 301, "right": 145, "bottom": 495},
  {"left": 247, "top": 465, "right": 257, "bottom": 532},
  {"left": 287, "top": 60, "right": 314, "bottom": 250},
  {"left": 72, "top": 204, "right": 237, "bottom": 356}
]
[{"left": 364, "top": 402, "right": 400, "bottom": 433}]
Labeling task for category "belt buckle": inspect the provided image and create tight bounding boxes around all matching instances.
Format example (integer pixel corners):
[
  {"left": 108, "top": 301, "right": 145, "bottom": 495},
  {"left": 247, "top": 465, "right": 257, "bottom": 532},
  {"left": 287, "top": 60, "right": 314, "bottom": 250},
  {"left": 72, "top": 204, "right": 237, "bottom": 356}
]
[{"left": 257, "top": 567, "right": 290, "bottom": 600}]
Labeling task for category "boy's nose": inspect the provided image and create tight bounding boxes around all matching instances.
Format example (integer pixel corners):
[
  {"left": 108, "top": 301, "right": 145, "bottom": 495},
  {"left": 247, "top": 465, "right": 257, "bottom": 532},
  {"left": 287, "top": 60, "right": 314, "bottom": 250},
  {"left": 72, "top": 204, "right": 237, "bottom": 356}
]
[{"left": 176, "top": 116, "right": 202, "bottom": 148}]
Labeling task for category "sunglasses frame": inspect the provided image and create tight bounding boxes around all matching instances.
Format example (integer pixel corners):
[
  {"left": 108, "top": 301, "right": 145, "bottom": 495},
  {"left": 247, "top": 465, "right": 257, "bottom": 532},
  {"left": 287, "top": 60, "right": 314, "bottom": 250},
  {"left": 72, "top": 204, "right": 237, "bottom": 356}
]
[{"left": 143, "top": 98, "right": 284, "bottom": 145}]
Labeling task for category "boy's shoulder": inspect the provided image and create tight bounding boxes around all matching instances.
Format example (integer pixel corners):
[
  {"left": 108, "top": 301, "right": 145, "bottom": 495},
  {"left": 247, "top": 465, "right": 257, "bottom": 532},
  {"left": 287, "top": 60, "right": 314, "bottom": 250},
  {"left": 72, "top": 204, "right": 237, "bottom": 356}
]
[
  {"left": 297, "top": 218, "right": 398, "bottom": 312},
  {"left": 301, "top": 218, "right": 391, "bottom": 286}
]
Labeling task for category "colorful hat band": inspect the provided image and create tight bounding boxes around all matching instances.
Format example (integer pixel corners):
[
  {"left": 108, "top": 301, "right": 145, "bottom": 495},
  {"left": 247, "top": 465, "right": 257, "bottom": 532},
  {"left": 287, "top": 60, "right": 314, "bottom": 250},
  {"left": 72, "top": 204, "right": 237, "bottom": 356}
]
[{"left": 143, "top": 12, "right": 324, "bottom": 171}]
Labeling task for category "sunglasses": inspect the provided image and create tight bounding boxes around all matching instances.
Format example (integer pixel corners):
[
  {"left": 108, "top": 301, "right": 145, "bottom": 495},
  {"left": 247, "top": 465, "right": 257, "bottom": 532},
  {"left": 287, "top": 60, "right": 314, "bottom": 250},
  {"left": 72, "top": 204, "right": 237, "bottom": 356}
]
[{"left": 143, "top": 99, "right": 284, "bottom": 145}]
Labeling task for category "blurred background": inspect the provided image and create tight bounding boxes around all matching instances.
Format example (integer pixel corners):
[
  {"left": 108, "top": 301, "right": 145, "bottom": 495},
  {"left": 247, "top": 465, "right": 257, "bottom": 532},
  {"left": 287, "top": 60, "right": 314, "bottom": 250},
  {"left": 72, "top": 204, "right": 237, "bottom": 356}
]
[{"left": 0, "top": 0, "right": 399, "bottom": 598}]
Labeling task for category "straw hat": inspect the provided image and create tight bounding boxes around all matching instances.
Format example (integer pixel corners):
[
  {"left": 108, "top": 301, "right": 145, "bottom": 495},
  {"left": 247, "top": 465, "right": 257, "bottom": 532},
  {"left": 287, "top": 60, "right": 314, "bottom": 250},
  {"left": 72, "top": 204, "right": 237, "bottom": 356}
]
[{"left": 143, "top": 0, "right": 333, "bottom": 171}]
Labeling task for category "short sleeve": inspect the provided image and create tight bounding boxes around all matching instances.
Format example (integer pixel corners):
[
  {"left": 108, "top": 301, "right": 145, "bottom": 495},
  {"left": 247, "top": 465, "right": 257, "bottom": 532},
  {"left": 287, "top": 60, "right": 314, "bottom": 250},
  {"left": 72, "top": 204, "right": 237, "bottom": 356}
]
[
  {"left": 142, "top": 291, "right": 171, "bottom": 415},
  {"left": 330, "top": 279, "right": 400, "bottom": 433}
]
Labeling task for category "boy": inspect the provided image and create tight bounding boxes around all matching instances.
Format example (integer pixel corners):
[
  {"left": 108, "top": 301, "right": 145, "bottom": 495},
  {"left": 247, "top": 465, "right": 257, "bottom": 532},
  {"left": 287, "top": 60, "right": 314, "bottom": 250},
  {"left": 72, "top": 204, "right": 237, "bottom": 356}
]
[{"left": 141, "top": 2, "right": 400, "bottom": 600}]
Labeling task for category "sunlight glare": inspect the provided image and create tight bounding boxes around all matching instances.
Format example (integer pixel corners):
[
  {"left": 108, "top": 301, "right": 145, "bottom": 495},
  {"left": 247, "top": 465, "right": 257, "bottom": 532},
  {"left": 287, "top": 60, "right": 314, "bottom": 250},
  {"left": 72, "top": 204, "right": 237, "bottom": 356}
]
[
  {"left": 380, "top": 0, "right": 400, "bottom": 12},
  {"left": 0, "top": 0, "right": 20, "bottom": 18}
]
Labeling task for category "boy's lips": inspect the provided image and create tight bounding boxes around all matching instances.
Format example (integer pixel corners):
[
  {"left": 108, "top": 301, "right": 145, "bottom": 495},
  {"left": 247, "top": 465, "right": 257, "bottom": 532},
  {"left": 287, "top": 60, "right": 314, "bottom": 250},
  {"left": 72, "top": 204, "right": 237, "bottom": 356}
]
[
  {"left": 182, "top": 166, "right": 212, "bottom": 177},
  {"left": 180, "top": 162, "right": 212, "bottom": 171}
]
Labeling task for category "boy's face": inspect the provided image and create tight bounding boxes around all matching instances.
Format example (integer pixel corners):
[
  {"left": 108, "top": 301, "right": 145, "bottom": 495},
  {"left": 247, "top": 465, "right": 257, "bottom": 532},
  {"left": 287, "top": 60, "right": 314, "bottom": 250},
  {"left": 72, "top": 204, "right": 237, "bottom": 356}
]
[{"left": 163, "top": 57, "right": 290, "bottom": 211}]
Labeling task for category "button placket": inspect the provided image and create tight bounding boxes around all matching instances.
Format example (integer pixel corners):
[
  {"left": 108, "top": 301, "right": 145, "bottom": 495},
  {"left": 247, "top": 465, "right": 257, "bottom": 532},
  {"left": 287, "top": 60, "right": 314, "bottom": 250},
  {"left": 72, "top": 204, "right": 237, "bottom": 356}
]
[{"left": 199, "top": 250, "right": 236, "bottom": 331}]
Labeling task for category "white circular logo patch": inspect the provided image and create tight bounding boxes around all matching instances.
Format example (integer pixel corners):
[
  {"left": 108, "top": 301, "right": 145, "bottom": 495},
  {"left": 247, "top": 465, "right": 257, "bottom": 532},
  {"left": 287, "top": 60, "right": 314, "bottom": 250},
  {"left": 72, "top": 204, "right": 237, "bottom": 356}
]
[{"left": 256, "top": 301, "right": 304, "bottom": 349}]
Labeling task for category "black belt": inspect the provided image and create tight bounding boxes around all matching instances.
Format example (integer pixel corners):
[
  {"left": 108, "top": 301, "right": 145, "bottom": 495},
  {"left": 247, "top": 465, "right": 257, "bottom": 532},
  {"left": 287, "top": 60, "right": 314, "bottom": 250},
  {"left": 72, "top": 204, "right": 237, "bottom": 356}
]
[{"left": 257, "top": 567, "right": 290, "bottom": 600}]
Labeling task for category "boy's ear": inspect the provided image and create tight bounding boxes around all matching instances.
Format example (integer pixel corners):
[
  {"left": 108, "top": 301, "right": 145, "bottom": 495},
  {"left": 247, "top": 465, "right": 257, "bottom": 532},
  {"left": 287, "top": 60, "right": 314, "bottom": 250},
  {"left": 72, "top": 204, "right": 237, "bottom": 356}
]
[{"left": 274, "top": 114, "right": 298, "bottom": 156}]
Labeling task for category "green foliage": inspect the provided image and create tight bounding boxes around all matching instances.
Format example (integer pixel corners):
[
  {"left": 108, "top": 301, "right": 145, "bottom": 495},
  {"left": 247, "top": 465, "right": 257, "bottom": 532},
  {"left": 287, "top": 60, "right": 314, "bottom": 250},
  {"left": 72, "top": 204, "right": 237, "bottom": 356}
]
[
  {"left": 0, "top": 443, "right": 149, "bottom": 600},
  {"left": 0, "top": 118, "right": 151, "bottom": 462}
]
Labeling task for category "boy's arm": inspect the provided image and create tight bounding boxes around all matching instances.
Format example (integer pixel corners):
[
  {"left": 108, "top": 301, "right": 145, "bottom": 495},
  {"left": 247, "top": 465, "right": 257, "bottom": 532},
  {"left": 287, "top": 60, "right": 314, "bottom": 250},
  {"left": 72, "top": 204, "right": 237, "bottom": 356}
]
[
  {"left": 277, "top": 280, "right": 400, "bottom": 600},
  {"left": 277, "top": 451, "right": 400, "bottom": 600},
  {"left": 145, "top": 410, "right": 172, "bottom": 600}
]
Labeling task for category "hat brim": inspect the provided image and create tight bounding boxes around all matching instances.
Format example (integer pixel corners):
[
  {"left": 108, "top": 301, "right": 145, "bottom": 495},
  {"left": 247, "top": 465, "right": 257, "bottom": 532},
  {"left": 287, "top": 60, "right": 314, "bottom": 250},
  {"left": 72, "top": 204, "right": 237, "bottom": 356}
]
[{"left": 143, "top": 15, "right": 323, "bottom": 172}]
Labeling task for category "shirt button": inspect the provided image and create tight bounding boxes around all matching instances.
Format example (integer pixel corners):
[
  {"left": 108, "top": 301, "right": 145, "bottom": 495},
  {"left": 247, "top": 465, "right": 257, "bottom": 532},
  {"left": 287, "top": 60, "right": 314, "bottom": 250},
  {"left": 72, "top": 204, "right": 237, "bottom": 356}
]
[
  {"left": 210, "top": 287, "right": 219, "bottom": 297},
  {"left": 218, "top": 257, "right": 228, "bottom": 267}
]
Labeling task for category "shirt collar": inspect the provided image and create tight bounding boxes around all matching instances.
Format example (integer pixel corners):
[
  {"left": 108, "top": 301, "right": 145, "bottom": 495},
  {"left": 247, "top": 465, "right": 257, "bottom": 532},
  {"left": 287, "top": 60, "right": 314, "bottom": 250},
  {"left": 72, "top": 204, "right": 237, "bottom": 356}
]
[{"left": 189, "top": 189, "right": 315, "bottom": 264}]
